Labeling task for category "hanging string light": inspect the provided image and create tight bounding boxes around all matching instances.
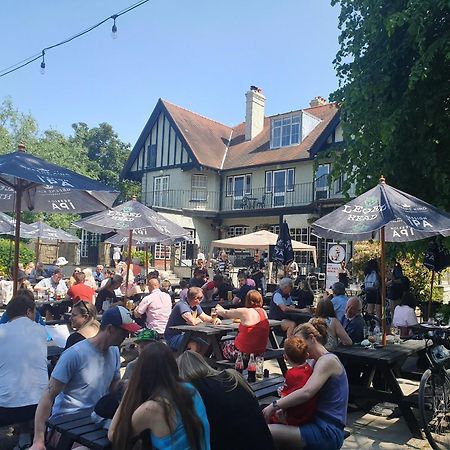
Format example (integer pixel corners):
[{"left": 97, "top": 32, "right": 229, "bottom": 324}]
[
  {"left": 40, "top": 51, "right": 46, "bottom": 75},
  {"left": 111, "top": 15, "right": 118, "bottom": 39},
  {"left": 0, "top": 0, "right": 150, "bottom": 78}
]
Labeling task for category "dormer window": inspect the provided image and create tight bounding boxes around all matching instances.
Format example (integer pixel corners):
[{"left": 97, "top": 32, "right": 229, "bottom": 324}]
[{"left": 271, "top": 115, "right": 301, "bottom": 148}]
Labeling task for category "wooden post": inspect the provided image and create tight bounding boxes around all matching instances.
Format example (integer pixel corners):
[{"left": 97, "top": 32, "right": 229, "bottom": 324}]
[
  {"left": 36, "top": 237, "right": 41, "bottom": 265},
  {"left": 125, "top": 229, "right": 133, "bottom": 302},
  {"left": 380, "top": 226, "right": 387, "bottom": 345},
  {"left": 13, "top": 182, "right": 23, "bottom": 296},
  {"left": 144, "top": 243, "right": 149, "bottom": 279},
  {"left": 428, "top": 270, "right": 435, "bottom": 320}
]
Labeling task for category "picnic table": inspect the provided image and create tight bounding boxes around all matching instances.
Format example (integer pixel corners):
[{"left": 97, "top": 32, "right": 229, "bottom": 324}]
[
  {"left": 47, "top": 411, "right": 110, "bottom": 450},
  {"left": 333, "top": 340, "right": 427, "bottom": 439},
  {"left": 170, "top": 319, "right": 287, "bottom": 373}
]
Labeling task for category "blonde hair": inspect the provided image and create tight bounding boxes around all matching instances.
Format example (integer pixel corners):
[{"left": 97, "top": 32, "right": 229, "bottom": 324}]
[
  {"left": 294, "top": 319, "right": 328, "bottom": 345},
  {"left": 177, "top": 351, "right": 252, "bottom": 394}
]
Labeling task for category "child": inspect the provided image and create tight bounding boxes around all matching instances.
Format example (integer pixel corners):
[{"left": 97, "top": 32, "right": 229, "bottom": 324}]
[{"left": 271, "top": 336, "right": 317, "bottom": 426}]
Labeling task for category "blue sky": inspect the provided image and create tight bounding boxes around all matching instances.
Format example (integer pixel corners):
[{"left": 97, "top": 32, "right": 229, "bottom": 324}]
[{"left": 1, "top": 0, "right": 341, "bottom": 146}]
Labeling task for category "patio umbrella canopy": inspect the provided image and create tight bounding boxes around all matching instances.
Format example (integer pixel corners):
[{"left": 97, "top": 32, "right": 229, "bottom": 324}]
[
  {"left": 211, "top": 230, "right": 317, "bottom": 266},
  {"left": 0, "top": 211, "right": 34, "bottom": 236},
  {"left": 74, "top": 198, "right": 190, "bottom": 298},
  {"left": 272, "top": 221, "right": 295, "bottom": 266},
  {"left": 311, "top": 176, "right": 450, "bottom": 343},
  {"left": 23, "top": 221, "right": 80, "bottom": 243},
  {"left": 0, "top": 144, "right": 118, "bottom": 292}
]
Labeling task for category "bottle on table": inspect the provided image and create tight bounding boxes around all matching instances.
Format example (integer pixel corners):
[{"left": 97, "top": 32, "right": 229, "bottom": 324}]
[
  {"left": 235, "top": 352, "right": 244, "bottom": 374},
  {"left": 247, "top": 353, "right": 256, "bottom": 383},
  {"left": 256, "top": 355, "right": 264, "bottom": 381},
  {"left": 374, "top": 325, "right": 381, "bottom": 344}
]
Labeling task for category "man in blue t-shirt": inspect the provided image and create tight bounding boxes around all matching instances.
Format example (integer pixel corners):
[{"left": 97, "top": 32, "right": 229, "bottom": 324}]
[
  {"left": 164, "top": 286, "right": 220, "bottom": 353},
  {"left": 30, "top": 306, "right": 141, "bottom": 450},
  {"left": 331, "top": 282, "right": 348, "bottom": 322}
]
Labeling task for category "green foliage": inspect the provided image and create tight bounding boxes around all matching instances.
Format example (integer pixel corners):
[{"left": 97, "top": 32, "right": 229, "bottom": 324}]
[
  {"left": 122, "top": 249, "right": 153, "bottom": 266},
  {"left": 330, "top": 0, "right": 450, "bottom": 210},
  {"left": 438, "top": 303, "right": 450, "bottom": 324},
  {"left": 0, "top": 238, "right": 34, "bottom": 276},
  {"left": 0, "top": 97, "right": 142, "bottom": 230}
]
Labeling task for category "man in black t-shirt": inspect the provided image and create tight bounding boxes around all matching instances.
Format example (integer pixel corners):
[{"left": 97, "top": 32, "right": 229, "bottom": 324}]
[{"left": 248, "top": 253, "right": 266, "bottom": 294}]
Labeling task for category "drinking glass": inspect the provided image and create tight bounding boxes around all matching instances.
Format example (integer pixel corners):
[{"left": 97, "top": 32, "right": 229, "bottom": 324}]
[
  {"left": 256, "top": 356, "right": 264, "bottom": 380},
  {"left": 210, "top": 307, "right": 218, "bottom": 322},
  {"left": 392, "top": 327, "right": 401, "bottom": 344},
  {"left": 435, "top": 313, "right": 444, "bottom": 326},
  {"left": 192, "top": 309, "right": 198, "bottom": 319},
  {"left": 368, "top": 335, "right": 376, "bottom": 350}
]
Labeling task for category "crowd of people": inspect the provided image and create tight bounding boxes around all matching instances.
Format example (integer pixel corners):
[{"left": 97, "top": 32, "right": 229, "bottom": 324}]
[{"left": 0, "top": 250, "right": 423, "bottom": 450}]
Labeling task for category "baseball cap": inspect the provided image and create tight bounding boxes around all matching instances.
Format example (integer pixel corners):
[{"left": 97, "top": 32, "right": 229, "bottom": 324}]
[
  {"left": 135, "top": 328, "right": 160, "bottom": 343},
  {"left": 101, "top": 306, "right": 141, "bottom": 333}
]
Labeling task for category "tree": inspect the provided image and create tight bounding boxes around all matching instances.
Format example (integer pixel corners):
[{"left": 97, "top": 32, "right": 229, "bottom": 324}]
[
  {"left": 71, "top": 122, "right": 140, "bottom": 200},
  {"left": 330, "top": 0, "right": 450, "bottom": 210}
]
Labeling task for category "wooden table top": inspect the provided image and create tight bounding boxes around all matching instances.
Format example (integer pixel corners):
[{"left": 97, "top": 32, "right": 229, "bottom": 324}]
[
  {"left": 169, "top": 318, "right": 282, "bottom": 334},
  {"left": 333, "top": 340, "right": 426, "bottom": 366}
]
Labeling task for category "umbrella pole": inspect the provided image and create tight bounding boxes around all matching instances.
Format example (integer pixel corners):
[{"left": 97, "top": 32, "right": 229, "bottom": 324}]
[
  {"left": 145, "top": 243, "right": 149, "bottom": 279},
  {"left": 56, "top": 239, "right": 60, "bottom": 259},
  {"left": 164, "top": 246, "right": 167, "bottom": 271},
  {"left": 36, "top": 237, "right": 41, "bottom": 265},
  {"left": 428, "top": 270, "right": 435, "bottom": 320},
  {"left": 13, "top": 183, "right": 23, "bottom": 296},
  {"left": 125, "top": 229, "right": 133, "bottom": 303},
  {"left": 380, "top": 226, "right": 387, "bottom": 345}
]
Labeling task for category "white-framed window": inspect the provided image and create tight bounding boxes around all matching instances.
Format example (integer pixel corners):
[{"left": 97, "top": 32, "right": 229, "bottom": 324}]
[
  {"left": 265, "top": 168, "right": 295, "bottom": 194},
  {"left": 154, "top": 229, "right": 196, "bottom": 261},
  {"left": 315, "top": 164, "right": 330, "bottom": 199},
  {"left": 227, "top": 226, "right": 249, "bottom": 237},
  {"left": 225, "top": 174, "right": 252, "bottom": 197},
  {"left": 191, "top": 174, "right": 207, "bottom": 201},
  {"left": 271, "top": 115, "right": 301, "bottom": 148},
  {"left": 153, "top": 176, "right": 169, "bottom": 207}
]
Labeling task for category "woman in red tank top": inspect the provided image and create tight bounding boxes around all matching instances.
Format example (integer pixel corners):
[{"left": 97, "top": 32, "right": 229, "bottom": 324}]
[{"left": 216, "top": 290, "right": 270, "bottom": 360}]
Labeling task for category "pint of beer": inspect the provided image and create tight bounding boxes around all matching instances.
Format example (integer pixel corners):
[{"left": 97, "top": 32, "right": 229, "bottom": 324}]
[
  {"left": 227, "top": 291, "right": 233, "bottom": 301},
  {"left": 211, "top": 307, "right": 218, "bottom": 322}
]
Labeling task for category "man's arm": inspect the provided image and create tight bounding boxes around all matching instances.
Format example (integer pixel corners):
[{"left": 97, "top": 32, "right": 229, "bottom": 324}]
[
  {"left": 30, "top": 378, "right": 65, "bottom": 450},
  {"left": 198, "top": 311, "right": 221, "bottom": 324},
  {"left": 182, "top": 311, "right": 202, "bottom": 326}
]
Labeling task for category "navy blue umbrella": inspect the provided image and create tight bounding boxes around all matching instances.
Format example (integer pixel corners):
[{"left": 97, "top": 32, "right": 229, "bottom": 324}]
[
  {"left": 0, "top": 145, "right": 118, "bottom": 291},
  {"left": 312, "top": 177, "right": 450, "bottom": 343},
  {"left": 272, "top": 221, "right": 294, "bottom": 266},
  {"left": 311, "top": 180, "right": 450, "bottom": 242}
]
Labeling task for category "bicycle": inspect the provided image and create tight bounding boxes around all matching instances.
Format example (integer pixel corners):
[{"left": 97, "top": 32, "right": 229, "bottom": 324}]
[{"left": 410, "top": 324, "right": 450, "bottom": 450}]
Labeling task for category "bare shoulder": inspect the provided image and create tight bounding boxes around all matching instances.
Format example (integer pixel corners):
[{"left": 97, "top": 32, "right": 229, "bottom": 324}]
[
  {"left": 132, "top": 400, "right": 162, "bottom": 432},
  {"left": 315, "top": 353, "right": 343, "bottom": 376}
]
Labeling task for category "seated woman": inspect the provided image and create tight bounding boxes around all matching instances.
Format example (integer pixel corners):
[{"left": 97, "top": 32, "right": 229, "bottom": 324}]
[
  {"left": 293, "top": 280, "right": 315, "bottom": 309},
  {"left": 392, "top": 291, "right": 418, "bottom": 336},
  {"left": 178, "top": 351, "right": 275, "bottom": 450},
  {"left": 216, "top": 290, "right": 269, "bottom": 360},
  {"left": 67, "top": 272, "right": 95, "bottom": 303},
  {"left": 95, "top": 275, "right": 123, "bottom": 313},
  {"left": 108, "top": 341, "right": 211, "bottom": 450},
  {"left": 263, "top": 321, "right": 349, "bottom": 450},
  {"left": 65, "top": 301, "right": 99, "bottom": 349},
  {"left": 311, "top": 298, "right": 352, "bottom": 350}
]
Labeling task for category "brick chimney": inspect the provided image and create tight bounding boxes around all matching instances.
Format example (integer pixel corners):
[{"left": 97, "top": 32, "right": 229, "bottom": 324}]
[
  {"left": 245, "top": 86, "right": 265, "bottom": 141},
  {"left": 309, "top": 96, "right": 328, "bottom": 107}
]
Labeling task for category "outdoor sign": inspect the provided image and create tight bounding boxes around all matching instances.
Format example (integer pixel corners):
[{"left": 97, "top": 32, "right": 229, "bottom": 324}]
[{"left": 326, "top": 242, "right": 348, "bottom": 288}]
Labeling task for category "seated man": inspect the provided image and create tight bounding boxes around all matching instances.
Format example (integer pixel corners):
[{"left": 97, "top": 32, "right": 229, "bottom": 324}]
[
  {"left": 269, "top": 277, "right": 309, "bottom": 337},
  {"left": 29, "top": 261, "right": 47, "bottom": 284},
  {"left": 164, "top": 287, "right": 220, "bottom": 353},
  {"left": 30, "top": 306, "right": 140, "bottom": 450},
  {"left": 232, "top": 272, "right": 253, "bottom": 305},
  {"left": 189, "top": 270, "right": 206, "bottom": 288},
  {"left": 34, "top": 268, "right": 69, "bottom": 320},
  {"left": 341, "top": 297, "right": 365, "bottom": 343},
  {"left": 330, "top": 282, "right": 348, "bottom": 322},
  {"left": 134, "top": 278, "right": 172, "bottom": 334},
  {"left": 93, "top": 264, "right": 104, "bottom": 286},
  {"left": 0, "top": 295, "right": 48, "bottom": 446},
  {"left": 202, "top": 274, "right": 224, "bottom": 302}
]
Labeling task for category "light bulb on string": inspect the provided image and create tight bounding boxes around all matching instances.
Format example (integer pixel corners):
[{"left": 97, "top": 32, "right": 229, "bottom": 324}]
[
  {"left": 111, "top": 16, "right": 118, "bottom": 39},
  {"left": 40, "top": 51, "right": 45, "bottom": 75}
]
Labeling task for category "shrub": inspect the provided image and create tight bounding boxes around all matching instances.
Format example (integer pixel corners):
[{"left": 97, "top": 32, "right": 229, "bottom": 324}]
[{"left": 0, "top": 238, "right": 35, "bottom": 276}]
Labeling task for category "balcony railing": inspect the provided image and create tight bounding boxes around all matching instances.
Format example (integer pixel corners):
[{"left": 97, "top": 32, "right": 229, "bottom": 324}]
[
  {"left": 145, "top": 178, "right": 354, "bottom": 213},
  {"left": 145, "top": 189, "right": 220, "bottom": 211}
]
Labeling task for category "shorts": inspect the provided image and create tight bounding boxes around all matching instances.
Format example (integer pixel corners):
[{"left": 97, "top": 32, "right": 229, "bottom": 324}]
[
  {"left": 365, "top": 289, "right": 380, "bottom": 305},
  {"left": 0, "top": 404, "right": 37, "bottom": 427},
  {"left": 300, "top": 417, "right": 344, "bottom": 450}
]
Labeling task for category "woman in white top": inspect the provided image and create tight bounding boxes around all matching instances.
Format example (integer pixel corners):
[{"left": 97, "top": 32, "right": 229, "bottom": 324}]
[
  {"left": 392, "top": 291, "right": 418, "bottom": 335},
  {"left": 309, "top": 297, "right": 352, "bottom": 350}
]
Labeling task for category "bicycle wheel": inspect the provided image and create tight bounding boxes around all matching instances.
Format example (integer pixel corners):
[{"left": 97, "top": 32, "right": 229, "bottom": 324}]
[{"left": 419, "top": 368, "right": 450, "bottom": 450}]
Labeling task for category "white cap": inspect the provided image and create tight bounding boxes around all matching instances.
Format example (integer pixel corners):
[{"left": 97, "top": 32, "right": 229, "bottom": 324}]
[{"left": 197, "top": 253, "right": 206, "bottom": 261}]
